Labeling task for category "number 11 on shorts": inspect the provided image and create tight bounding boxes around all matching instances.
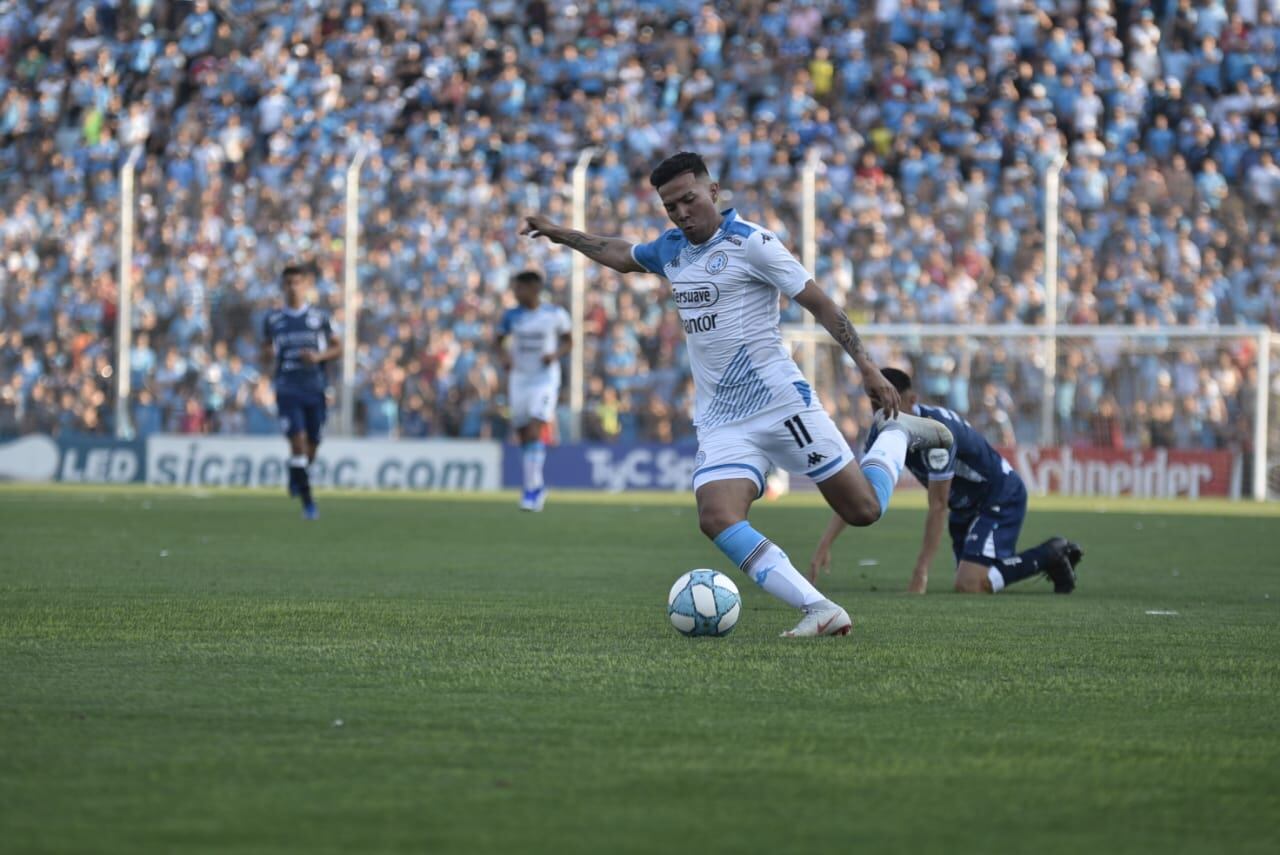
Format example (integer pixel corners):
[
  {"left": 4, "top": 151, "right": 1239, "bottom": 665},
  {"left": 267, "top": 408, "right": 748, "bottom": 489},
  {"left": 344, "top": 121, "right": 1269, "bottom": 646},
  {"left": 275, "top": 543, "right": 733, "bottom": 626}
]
[{"left": 784, "top": 415, "right": 813, "bottom": 448}]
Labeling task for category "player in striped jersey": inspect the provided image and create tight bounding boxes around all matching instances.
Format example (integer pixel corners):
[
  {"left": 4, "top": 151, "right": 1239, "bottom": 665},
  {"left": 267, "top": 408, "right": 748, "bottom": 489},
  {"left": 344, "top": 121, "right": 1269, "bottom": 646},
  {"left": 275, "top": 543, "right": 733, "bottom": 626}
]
[{"left": 523, "top": 151, "right": 953, "bottom": 637}]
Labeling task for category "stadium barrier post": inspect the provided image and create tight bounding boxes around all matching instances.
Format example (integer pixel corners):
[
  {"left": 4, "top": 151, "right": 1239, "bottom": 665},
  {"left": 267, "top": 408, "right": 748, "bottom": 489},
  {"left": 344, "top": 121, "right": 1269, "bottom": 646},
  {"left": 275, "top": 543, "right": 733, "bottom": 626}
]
[
  {"left": 340, "top": 146, "right": 368, "bottom": 437},
  {"left": 1255, "top": 328, "right": 1271, "bottom": 502},
  {"left": 1041, "top": 152, "right": 1067, "bottom": 449},
  {"left": 114, "top": 146, "right": 144, "bottom": 440},
  {"left": 569, "top": 147, "right": 596, "bottom": 442}
]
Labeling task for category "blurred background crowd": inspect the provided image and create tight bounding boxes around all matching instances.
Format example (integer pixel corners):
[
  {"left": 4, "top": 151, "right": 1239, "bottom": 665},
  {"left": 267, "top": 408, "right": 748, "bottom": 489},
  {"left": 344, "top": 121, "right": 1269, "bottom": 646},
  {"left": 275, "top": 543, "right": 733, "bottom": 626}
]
[{"left": 0, "top": 0, "right": 1276, "bottom": 462}]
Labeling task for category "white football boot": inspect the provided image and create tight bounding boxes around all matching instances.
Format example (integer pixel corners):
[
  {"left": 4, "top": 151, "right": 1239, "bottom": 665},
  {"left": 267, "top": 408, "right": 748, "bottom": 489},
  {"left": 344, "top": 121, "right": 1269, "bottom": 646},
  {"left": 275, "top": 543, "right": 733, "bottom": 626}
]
[
  {"left": 873, "top": 409, "right": 955, "bottom": 453},
  {"left": 781, "top": 601, "right": 853, "bottom": 638}
]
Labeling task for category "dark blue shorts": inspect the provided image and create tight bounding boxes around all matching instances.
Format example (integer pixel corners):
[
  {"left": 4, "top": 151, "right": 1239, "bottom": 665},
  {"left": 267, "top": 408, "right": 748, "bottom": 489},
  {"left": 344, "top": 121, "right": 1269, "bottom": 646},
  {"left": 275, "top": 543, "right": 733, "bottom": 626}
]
[
  {"left": 276, "top": 390, "right": 326, "bottom": 443},
  {"left": 948, "top": 475, "right": 1028, "bottom": 567}
]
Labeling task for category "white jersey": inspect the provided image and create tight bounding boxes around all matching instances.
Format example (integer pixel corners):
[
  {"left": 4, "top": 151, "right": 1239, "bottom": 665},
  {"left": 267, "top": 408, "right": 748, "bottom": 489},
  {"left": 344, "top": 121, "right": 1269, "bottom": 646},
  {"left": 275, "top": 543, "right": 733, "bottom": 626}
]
[
  {"left": 499, "top": 303, "right": 571, "bottom": 386},
  {"left": 632, "top": 209, "right": 812, "bottom": 428}
]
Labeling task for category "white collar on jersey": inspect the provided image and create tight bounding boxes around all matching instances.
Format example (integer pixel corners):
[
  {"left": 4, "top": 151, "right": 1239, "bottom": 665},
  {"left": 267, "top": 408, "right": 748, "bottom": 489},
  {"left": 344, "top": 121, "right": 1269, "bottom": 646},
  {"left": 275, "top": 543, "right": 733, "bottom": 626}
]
[{"left": 284, "top": 303, "right": 311, "bottom": 317}]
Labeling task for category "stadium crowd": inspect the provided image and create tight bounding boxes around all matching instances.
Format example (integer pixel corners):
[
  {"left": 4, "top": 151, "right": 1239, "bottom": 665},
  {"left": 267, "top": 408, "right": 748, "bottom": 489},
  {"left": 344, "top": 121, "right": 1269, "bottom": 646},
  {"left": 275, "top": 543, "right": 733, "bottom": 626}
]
[{"left": 0, "top": 0, "right": 1276, "bottom": 459}]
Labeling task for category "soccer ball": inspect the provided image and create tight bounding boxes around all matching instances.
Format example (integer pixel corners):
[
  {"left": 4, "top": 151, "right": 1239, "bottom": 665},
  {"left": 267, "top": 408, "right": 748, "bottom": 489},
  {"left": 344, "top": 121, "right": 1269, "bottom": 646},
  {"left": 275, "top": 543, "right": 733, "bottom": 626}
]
[{"left": 667, "top": 570, "right": 741, "bottom": 637}]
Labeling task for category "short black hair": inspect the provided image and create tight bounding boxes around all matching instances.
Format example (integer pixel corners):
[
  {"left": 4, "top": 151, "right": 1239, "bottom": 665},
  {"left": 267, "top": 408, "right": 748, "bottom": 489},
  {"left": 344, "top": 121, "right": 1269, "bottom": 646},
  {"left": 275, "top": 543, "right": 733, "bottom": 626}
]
[
  {"left": 281, "top": 262, "right": 309, "bottom": 280},
  {"left": 879, "top": 367, "right": 913, "bottom": 394},
  {"left": 512, "top": 270, "right": 543, "bottom": 287},
  {"left": 649, "top": 151, "right": 710, "bottom": 188}
]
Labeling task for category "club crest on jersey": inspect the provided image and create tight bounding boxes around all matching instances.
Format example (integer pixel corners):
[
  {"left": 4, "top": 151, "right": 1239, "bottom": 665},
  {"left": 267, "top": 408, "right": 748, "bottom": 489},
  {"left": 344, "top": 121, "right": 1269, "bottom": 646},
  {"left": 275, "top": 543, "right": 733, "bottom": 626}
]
[
  {"left": 706, "top": 251, "right": 728, "bottom": 274},
  {"left": 672, "top": 282, "right": 720, "bottom": 308},
  {"left": 306, "top": 312, "right": 323, "bottom": 329}
]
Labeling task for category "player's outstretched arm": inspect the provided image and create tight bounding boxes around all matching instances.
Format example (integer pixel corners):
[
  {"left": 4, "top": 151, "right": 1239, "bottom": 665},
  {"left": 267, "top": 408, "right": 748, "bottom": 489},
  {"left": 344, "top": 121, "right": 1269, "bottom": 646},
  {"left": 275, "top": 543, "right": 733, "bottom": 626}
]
[
  {"left": 522, "top": 215, "right": 645, "bottom": 274},
  {"left": 793, "top": 283, "right": 900, "bottom": 418},
  {"left": 910, "top": 478, "right": 952, "bottom": 594},
  {"left": 808, "top": 513, "right": 848, "bottom": 583}
]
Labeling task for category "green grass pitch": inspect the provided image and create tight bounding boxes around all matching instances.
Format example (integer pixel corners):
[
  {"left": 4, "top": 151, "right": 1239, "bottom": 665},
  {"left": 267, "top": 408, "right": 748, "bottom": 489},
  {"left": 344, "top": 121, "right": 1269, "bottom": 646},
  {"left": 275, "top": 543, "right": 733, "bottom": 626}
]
[{"left": 2, "top": 485, "right": 1278, "bottom": 854}]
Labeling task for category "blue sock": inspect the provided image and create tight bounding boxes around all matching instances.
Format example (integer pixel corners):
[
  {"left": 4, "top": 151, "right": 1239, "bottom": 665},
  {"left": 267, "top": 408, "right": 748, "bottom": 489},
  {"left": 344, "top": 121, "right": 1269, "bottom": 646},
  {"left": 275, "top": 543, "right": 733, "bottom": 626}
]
[
  {"left": 861, "top": 464, "right": 895, "bottom": 517},
  {"left": 713, "top": 520, "right": 825, "bottom": 608},
  {"left": 713, "top": 521, "right": 769, "bottom": 569},
  {"left": 859, "top": 426, "right": 907, "bottom": 517}
]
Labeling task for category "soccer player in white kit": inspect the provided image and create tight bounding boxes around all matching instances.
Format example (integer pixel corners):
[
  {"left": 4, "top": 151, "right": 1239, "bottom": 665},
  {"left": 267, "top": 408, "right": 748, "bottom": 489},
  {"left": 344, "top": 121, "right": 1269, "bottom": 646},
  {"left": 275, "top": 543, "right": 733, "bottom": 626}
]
[
  {"left": 523, "top": 152, "right": 952, "bottom": 636},
  {"left": 496, "top": 270, "right": 572, "bottom": 511}
]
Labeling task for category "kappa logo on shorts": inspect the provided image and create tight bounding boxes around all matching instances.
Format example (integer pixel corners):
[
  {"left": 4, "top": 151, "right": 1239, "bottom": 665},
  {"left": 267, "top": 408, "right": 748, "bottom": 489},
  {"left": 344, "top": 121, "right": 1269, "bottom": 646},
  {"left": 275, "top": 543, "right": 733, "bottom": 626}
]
[
  {"left": 806, "top": 452, "right": 827, "bottom": 467},
  {"left": 706, "top": 251, "right": 728, "bottom": 274}
]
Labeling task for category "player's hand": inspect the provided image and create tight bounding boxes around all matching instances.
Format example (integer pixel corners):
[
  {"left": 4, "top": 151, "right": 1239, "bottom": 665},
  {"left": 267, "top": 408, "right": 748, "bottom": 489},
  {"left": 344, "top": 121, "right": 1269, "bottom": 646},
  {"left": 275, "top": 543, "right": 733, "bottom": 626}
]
[
  {"left": 907, "top": 570, "right": 928, "bottom": 594},
  {"left": 541, "top": 353, "right": 557, "bottom": 365},
  {"left": 299, "top": 351, "right": 320, "bottom": 364},
  {"left": 863, "top": 365, "right": 901, "bottom": 419},
  {"left": 808, "top": 545, "right": 832, "bottom": 583},
  {"left": 522, "top": 215, "right": 563, "bottom": 243}
]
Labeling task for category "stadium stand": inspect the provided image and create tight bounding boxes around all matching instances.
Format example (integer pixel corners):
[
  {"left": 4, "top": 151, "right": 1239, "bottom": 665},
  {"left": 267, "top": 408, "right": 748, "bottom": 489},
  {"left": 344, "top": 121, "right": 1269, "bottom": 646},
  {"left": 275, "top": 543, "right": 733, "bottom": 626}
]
[{"left": 0, "top": 0, "right": 1275, "bottom": 457}]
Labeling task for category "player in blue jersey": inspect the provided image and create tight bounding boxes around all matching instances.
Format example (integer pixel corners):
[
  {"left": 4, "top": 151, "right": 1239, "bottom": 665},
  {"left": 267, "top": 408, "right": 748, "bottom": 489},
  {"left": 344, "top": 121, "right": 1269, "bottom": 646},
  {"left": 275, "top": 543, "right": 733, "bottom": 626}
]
[
  {"left": 260, "top": 264, "right": 341, "bottom": 520},
  {"left": 523, "top": 151, "right": 954, "bottom": 637},
  {"left": 809, "top": 368, "right": 1082, "bottom": 594},
  {"left": 495, "top": 270, "right": 572, "bottom": 511}
]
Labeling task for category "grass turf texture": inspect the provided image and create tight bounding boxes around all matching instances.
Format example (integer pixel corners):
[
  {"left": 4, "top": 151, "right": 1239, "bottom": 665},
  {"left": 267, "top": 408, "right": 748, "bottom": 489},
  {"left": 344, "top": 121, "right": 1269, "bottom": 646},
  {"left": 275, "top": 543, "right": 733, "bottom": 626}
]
[{"left": 2, "top": 485, "right": 1278, "bottom": 855}]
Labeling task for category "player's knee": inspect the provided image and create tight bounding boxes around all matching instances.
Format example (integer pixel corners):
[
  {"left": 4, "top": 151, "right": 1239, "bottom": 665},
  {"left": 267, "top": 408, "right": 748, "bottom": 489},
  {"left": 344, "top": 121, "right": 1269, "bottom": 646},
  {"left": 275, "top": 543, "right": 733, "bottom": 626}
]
[
  {"left": 954, "top": 575, "right": 990, "bottom": 594},
  {"left": 698, "top": 506, "right": 743, "bottom": 540},
  {"left": 836, "top": 495, "right": 881, "bottom": 527}
]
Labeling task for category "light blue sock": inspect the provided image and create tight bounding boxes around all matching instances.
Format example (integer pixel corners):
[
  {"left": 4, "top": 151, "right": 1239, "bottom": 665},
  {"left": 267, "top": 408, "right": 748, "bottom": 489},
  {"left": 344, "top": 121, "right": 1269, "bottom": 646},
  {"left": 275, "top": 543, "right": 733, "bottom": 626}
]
[
  {"left": 861, "top": 464, "right": 896, "bottom": 517},
  {"left": 712, "top": 520, "right": 825, "bottom": 608},
  {"left": 860, "top": 425, "right": 907, "bottom": 517},
  {"left": 713, "top": 520, "right": 767, "bottom": 567}
]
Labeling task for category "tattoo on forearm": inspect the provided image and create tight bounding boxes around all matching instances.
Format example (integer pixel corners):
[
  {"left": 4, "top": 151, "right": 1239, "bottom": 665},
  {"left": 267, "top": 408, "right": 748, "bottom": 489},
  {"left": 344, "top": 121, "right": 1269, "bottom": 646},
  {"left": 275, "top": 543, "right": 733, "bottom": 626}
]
[
  {"left": 561, "top": 231, "right": 609, "bottom": 258},
  {"left": 832, "top": 312, "right": 866, "bottom": 361}
]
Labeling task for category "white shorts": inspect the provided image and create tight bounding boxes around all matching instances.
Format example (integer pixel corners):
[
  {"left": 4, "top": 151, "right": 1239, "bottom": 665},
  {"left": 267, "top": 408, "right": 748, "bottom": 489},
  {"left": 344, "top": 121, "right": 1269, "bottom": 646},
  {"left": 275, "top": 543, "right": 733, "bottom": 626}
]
[
  {"left": 691, "top": 402, "right": 855, "bottom": 497},
  {"left": 510, "top": 380, "right": 558, "bottom": 427}
]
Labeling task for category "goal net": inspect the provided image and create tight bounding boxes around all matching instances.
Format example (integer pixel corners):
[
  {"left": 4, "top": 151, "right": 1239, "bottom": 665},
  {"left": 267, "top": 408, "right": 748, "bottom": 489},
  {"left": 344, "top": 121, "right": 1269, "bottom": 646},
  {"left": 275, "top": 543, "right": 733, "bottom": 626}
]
[{"left": 782, "top": 323, "right": 1274, "bottom": 501}]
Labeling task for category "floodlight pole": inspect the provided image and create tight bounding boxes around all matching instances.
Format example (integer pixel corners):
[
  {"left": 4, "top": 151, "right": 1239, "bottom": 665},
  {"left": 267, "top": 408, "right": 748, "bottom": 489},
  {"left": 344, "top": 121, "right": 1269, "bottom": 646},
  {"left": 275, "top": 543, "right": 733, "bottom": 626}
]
[
  {"left": 800, "top": 148, "right": 822, "bottom": 384},
  {"left": 340, "top": 146, "right": 368, "bottom": 437},
  {"left": 1040, "top": 152, "right": 1067, "bottom": 448},
  {"left": 114, "top": 146, "right": 144, "bottom": 439},
  {"left": 569, "top": 147, "right": 596, "bottom": 442}
]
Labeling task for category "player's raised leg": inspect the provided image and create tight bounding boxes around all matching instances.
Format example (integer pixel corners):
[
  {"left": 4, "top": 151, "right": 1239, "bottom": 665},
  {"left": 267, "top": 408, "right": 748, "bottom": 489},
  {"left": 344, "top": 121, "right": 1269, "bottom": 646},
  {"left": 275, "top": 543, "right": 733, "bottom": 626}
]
[
  {"left": 695, "top": 475, "right": 851, "bottom": 638},
  {"left": 816, "top": 410, "right": 954, "bottom": 528}
]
